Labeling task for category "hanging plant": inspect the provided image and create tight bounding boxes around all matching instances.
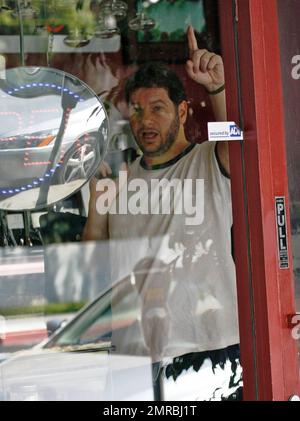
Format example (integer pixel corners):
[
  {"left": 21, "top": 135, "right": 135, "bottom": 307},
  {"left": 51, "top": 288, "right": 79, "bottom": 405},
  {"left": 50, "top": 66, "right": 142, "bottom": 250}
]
[
  {"left": 43, "top": 0, "right": 77, "bottom": 34},
  {"left": 68, "top": 9, "right": 96, "bottom": 39},
  {"left": 0, "top": 9, "right": 19, "bottom": 34},
  {"left": 0, "top": 0, "right": 99, "bottom": 37}
]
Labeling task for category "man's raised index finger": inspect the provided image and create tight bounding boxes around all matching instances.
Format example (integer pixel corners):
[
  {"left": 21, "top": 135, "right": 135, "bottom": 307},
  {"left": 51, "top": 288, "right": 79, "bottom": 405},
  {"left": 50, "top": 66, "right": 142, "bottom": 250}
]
[{"left": 187, "top": 25, "right": 198, "bottom": 53}]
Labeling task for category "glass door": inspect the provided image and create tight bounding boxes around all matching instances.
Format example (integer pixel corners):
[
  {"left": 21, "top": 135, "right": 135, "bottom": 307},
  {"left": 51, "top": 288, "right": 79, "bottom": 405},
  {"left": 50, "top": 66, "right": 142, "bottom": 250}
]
[
  {"left": 219, "top": 0, "right": 300, "bottom": 400},
  {"left": 277, "top": 0, "right": 300, "bottom": 386},
  {"left": 0, "top": 0, "right": 299, "bottom": 402}
]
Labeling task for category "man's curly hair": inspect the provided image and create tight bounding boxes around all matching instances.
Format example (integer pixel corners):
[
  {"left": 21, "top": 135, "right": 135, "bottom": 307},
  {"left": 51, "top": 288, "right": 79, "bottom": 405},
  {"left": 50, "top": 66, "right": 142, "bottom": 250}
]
[{"left": 125, "top": 62, "right": 187, "bottom": 106}]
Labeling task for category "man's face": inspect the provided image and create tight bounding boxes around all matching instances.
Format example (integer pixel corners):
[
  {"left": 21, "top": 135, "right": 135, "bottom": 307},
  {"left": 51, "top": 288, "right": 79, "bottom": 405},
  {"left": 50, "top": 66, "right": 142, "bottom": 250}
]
[{"left": 128, "top": 87, "right": 181, "bottom": 157}]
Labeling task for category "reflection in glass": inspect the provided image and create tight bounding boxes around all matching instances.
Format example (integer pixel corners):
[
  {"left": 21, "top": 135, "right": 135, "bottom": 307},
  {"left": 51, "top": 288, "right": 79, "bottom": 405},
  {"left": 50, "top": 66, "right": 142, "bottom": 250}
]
[
  {"left": 0, "top": 66, "right": 109, "bottom": 211},
  {"left": 128, "top": 12, "right": 155, "bottom": 32},
  {"left": 94, "top": 8, "right": 119, "bottom": 38},
  {"left": 63, "top": 27, "right": 91, "bottom": 48},
  {"left": 92, "top": 0, "right": 127, "bottom": 39},
  {"left": 108, "top": 0, "right": 128, "bottom": 20}
]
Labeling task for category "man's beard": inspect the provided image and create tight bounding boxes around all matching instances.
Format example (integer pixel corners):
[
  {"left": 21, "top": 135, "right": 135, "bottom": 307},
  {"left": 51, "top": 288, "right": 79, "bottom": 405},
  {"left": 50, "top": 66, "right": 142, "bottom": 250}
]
[{"left": 136, "top": 113, "right": 180, "bottom": 157}]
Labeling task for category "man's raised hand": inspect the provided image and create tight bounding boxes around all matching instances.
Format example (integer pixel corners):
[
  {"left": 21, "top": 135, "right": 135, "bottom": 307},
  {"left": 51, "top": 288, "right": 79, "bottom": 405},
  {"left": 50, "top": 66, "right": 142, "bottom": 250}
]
[{"left": 185, "top": 25, "right": 225, "bottom": 92}]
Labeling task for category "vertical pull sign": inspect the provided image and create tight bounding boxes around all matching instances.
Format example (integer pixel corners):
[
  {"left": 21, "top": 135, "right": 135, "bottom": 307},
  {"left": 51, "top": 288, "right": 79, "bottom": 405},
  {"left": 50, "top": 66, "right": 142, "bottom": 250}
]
[{"left": 275, "top": 197, "right": 289, "bottom": 269}]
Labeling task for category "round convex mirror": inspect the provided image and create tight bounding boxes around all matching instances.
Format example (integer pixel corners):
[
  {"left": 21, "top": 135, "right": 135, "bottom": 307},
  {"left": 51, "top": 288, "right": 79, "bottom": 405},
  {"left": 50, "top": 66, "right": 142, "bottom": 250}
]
[{"left": 0, "top": 67, "right": 109, "bottom": 211}]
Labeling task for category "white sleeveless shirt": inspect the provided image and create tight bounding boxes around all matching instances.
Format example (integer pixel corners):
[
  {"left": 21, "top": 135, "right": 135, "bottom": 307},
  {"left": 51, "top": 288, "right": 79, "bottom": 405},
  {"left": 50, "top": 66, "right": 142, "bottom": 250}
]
[{"left": 108, "top": 141, "right": 239, "bottom": 357}]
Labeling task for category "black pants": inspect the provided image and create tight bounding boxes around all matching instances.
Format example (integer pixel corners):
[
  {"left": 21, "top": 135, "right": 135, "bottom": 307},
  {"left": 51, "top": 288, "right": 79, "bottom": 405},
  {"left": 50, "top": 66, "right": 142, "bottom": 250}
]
[{"left": 156, "top": 344, "right": 243, "bottom": 401}]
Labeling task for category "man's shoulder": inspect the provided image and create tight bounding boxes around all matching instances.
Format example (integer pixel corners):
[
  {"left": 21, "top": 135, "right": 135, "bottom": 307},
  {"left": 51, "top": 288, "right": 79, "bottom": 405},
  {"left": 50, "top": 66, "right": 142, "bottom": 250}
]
[
  {"left": 187, "top": 140, "right": 229, "bottom": 179},
  {"left": 193, "top": 141, "right": 230, "bottom": 180},
  {"left": 128, "top": 154, "right": 142, "bottom": 174},
  {"left": 193, "top": 140, "right": 215, "bottom": 151},
  {"left": 189, "top": 140, "right": 216, "bottom": 160}
]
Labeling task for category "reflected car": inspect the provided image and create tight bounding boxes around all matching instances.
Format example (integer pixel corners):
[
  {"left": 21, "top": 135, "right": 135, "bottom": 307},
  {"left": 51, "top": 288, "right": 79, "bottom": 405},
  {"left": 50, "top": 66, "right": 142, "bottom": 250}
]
[
  {"left": 0, "top": 276, "right": 154, "bottom": 401},
  {"left": 0, "top": 97, "right": 107, "bottom": 188},
  {"left": 0, "top": 354, "right": 8, "bottom": 364},
  {"left": 0, "top": 270, "right": 243, "bottom": 401},
  {"left": 0, "top": 128, "right": 102, "bottom": 188},
  {"left": 0, "top": 67, "right": 109, "bottom": 211}
]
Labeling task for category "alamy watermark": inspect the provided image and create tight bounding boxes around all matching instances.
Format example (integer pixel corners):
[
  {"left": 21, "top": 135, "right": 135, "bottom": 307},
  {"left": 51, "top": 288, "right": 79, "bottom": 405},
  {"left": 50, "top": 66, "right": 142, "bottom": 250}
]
[
  {"left": 291, "top": 315, "right": 300, "bottom": 341},
  {"left": 95, "top": 171, "right": 204, "bottom": 226},
  {"left": 291, "top": 55, "right": 300, "bottom": 80}
]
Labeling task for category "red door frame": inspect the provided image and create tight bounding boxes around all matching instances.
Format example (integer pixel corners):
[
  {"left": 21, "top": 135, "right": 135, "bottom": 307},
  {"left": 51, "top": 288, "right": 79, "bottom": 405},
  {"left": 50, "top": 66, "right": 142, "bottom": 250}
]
[{"left": 219, "top": 0, "right": 300, "bottom": 400}]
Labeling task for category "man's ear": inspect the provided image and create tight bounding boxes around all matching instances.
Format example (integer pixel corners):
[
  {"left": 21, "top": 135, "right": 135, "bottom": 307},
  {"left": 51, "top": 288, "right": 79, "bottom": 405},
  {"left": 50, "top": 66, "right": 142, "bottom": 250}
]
[{"left": 178, "top": 100, "right": 188, "bottom": 124}]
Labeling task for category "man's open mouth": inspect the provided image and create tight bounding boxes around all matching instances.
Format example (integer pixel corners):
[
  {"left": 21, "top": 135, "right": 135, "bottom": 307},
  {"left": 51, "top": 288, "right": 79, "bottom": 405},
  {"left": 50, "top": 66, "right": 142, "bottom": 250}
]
[{"left": 140, "top": 130, "right": 160, "bottom": 142}]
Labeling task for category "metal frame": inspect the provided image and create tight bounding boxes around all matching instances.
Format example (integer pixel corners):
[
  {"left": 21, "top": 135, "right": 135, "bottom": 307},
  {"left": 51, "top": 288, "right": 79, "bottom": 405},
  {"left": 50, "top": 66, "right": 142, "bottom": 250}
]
[{"left": 219, "top": 0, "right": 300, "bottom": 400}]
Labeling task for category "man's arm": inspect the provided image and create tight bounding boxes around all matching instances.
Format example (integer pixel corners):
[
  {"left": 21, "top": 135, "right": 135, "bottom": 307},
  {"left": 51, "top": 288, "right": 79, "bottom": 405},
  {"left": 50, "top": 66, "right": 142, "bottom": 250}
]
[
  {"left": 82, "top": 176, "right": 109, "bottom": 241},
  {"left": 207, "top": 88, "right": 227, "bottom": 122},
  {"left": 186, "top": 26, "right": 229, "bottom": 175},
  {"left": 82, "top": 162, "right": 128, "bottom": 241},
  {"left": 208, "top": 89, "right": 229, "bottom": 176}
]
